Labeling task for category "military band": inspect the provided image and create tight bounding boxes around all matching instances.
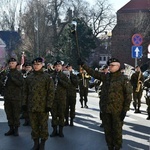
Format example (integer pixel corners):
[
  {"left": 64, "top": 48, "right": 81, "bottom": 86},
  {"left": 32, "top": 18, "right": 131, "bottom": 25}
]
[{"left": 0, "top": 56, "right": 150, "bottom": 150}]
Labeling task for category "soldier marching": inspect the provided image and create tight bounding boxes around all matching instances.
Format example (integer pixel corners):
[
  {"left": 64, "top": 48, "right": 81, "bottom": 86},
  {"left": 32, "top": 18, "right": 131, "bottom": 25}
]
[{"left": 0, "top": 56, "right": 150, "bottom": 150}]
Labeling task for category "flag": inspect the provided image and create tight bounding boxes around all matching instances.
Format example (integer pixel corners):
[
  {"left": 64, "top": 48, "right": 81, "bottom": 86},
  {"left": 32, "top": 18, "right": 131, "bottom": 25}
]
[{"left": 21, "top": 52, "right": 25, "bottom": 65}]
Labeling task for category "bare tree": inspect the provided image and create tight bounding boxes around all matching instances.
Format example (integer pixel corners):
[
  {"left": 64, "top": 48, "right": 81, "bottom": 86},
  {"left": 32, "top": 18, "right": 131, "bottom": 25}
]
[
  {"left": 21, "top": 0, "right": 70, "bottom": 59},
  {"left": 89, "top": 0, "right": 116, "bottom": 37},
  {"left": 65, "top": 0, "right": 116, "bottom": 37},
  {"left": 0, "top": 0, "right": 24, "bottom": 30}
]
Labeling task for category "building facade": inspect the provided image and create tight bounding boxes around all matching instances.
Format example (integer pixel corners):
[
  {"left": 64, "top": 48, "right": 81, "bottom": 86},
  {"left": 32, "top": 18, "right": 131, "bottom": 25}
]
[
  {"left": 112, "top": 0, "right": 150, "bottom": 67},
  {"left": 0, "top": 38, "right": 6, "bottom": 67}
]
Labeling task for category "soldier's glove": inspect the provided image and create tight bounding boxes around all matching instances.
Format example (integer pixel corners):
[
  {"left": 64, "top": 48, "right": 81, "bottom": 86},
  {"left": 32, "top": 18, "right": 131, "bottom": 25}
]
[
  {"left": 120, "top": 111, "right": 126, "bottom": 121},
  {"left": 77, "top": 58, "right": 84, "bottom": 66},
  {"left": 45, "top": 107, "right": 51, "bottom": 112},
  {"left": 22, "top": 105, "right": 27, "bottom": 111}
]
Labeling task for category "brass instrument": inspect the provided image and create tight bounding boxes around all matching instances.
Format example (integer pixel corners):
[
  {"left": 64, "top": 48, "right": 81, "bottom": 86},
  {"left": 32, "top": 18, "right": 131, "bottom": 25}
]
[
  {"left": 3, "top": 69, "right": 9, "bottom": 86},
  {"left": 3, "top": 76, "right": 8, "bottom": 86},
  {"left": 23, "top": 71, "right": 29, "bottom": 79},
  {"left": 82, "top": 72, "right": 90, "bottom": 87},
  {"left": 63, "top": 70, "right": 70, "bottom": 79},
  {"left": 54, "top": 72, "right": 59, "bottom": 90},
  {"left": 84, "top": 73, "right": 90, "bottom": 78},
  {"left": 136, "top": 71, "right": 142, "bottom": 92}
]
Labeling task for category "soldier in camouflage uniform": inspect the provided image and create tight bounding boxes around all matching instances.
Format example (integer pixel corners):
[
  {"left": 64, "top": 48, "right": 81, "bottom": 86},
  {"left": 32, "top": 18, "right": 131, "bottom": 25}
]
[
  {"left": 22, "top": 62, "right": 33, "bottom": 126},
  {"left": 22, "top": 57, "right": 54, "bottom": 150},
  {"left": 45, "top": 63, "right": 54, "bottom": 75},
  {"left": 78, "top": 58, "right": 132, "bottom": 150},
  {"left": 0, "top": 66, "right": 7, "bottom": 95},
  {"left": 130, "top": 66, "right": 144, "bottom": 113},
  {"left": 64, "top": 63, "right": 78, "bottom": 126},
  {"left": 143, "top": 77, "right": 150, "bottom": 120},
  {"left": 50, "top": 60, "right": 69, "bottom": 137},
  {"left": 3, "top": 58, "right": 23, "bottom": 136}
]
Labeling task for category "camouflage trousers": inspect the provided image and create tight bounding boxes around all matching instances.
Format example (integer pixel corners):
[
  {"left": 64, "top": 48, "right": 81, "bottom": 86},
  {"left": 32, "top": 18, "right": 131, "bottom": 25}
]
[
  {"left": 65, "top": 96, "right": 76, "bottom": 119},
  {"left": 4, "top": 100, "right": 21, "bottom": 127},
  {"left": 29, "top": 112, "right": 49, "bottom": 140},
  {"left": 102, "top": 113, "right": 123, "bottom": 149},
  {"left": 51, "top": 100, "right": 66, "bottom": 127}
]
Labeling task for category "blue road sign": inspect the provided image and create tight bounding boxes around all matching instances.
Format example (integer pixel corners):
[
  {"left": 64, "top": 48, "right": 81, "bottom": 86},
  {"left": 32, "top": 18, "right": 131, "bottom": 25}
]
[
  {"left": 132, "top": 34, "right": 143, "bottom": 46},
  {"left": 132, "top": 46, "right": 143, "bottom": 58}
]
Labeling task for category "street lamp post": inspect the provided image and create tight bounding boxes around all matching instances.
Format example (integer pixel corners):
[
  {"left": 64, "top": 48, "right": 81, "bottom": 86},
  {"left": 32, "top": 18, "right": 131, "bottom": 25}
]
[{"left": 104, "top": 31, "right": 111, "bottom": 61}]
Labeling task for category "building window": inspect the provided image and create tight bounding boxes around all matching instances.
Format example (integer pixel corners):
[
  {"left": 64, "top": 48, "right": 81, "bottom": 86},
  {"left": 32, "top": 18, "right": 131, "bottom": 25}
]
[
  {"left": 103, "top": 57, "right": 106, "bottom": 61},
  {"left": 99, "top": 57, "right": 102, "bottom": 61}
]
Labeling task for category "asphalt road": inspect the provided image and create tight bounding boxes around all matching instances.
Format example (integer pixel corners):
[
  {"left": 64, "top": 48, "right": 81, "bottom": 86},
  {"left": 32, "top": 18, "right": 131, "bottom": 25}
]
[{"left": 0, "top": 91, "right": 150, "bottom": 150}]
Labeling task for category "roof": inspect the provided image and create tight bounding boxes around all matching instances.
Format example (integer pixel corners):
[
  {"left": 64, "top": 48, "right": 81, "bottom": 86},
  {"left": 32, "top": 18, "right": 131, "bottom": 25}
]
[
  {"left": 0, "top": 31, "right": 21, "bottom": 50},
  {"left": 0, "top": 38, "right": 6, "bottom": 46},
  {"left": 117, "top": 0, "right": 150, "bottom": 13}
]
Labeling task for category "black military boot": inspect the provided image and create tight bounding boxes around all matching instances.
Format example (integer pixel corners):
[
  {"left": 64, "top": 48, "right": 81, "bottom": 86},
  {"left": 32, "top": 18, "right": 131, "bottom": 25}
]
[
  {"left": 133, "top": 104, "right": 137, "bottom": 113},
  {"left": 13, "top": 126, "right": 19, "bottom": 136},
  {"left": 114, "top": 146, "right": 121, "bottom": 150},
  {"left": 64, "top": 118, "right": 69, "bottom": 126},
  {"left": 108, "top": 145, "right": 114, "bottom": 150},
  {"left": 81, "top": 102, "right": 83, "bottom": 108},
  {"left": 5, "top": 126, "right": 14, "bottom": 136},
  {"left": 146, "top": 113, "right": 150, "bottom": 120},
  {"left": 39, "top": 139, "right": 46, "bottom": 150},
  {"left": 50, "top": 126, "right": 57, "bottom": 137},
  {"left": 84, "top": 101, "right": 88, "bottom": 108},
  {"left": 70, "top": 118, "right": 74, "bottom": 126},
  {"left": 58, "top": 126, "right": 64, "bottom": 137},
  {"left": 135, "top": 107, "right": 141, "bottom": 113},
  {"left": 31, "top": 139, "right": 39, "bottom": 150}
]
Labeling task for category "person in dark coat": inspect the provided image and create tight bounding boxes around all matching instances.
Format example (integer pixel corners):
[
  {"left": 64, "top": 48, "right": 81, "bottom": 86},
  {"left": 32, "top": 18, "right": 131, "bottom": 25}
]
[
  {"left": 3, "top": 58, "right": 23, "bottom": 136},
  {"left": 22, "top": 62, "right": 33, "bottom": 126},
  {"left": 78, "top": 58, "right": 132, "bottom": 150},
  {"left": 130, "top": 66, "right": 144, "bottom": 113},
  {"left": 78, "top": 67, "right": 91, "bottom": 108}
]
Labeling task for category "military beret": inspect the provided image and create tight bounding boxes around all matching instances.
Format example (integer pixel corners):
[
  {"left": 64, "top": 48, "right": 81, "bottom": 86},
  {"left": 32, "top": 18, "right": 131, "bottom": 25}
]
[
  {"left": 8, "top": 58, "right": 17, "bottom": 63},
  {"left": 32, "top": 57, "right": 43, "bottom": 64},
  {"left": 53, "top": 60, "right": 62, "bottom": 66},
  {"left": 66, "top": 63, "right": 72, "bottom": 68},
  {"left": 24, "top": 62, "right": 32, "bottom": 67},
  {"left": 107, "top": 58, "right": 120, "bottom": 65}
]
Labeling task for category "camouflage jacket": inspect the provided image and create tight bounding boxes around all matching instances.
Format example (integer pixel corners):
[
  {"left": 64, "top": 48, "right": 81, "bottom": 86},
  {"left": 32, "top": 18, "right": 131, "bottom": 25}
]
[
  {"left": 4, "top": 68, "right": 23, "bottom": 101},
  {"left": 82, "top": 64, "right": 132, "bottom": 114},
  {"left": 51, "top": 70, "right": 69, "bottom": 102},
  {"left": 23, "top": 70, "right": 54, "bottom": 112}
]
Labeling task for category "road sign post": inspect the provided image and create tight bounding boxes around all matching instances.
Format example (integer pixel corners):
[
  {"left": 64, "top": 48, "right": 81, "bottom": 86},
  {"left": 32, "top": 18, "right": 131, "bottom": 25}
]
[
  {"left": 148, "top": 44, "right": 150, "bottom": 58},
  {"left": 131, "top": 34, "right": 143, "bottom": 67}
]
